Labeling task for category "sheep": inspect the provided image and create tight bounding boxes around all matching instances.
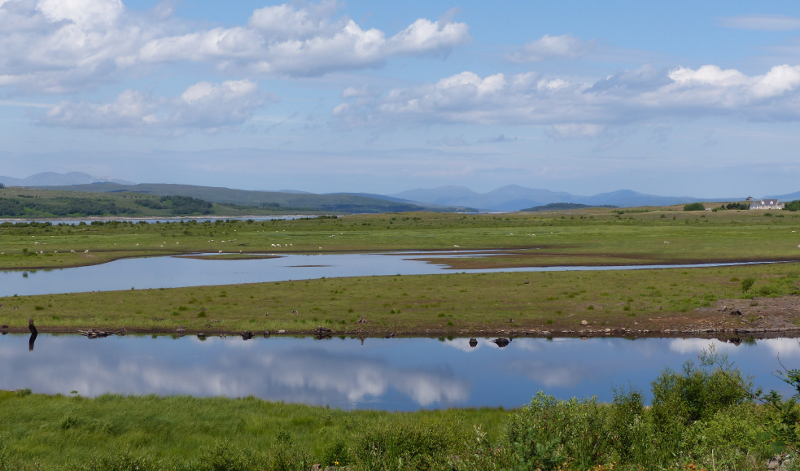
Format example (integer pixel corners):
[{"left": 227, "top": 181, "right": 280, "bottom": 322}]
[
  {"left": 70, "top": 250, "right": 75, "bottom": 253},
  {"left": 219, "top": 250, "right": 222, "bottom": 254},
  {"left": 34, "top": 242, "right": 39, "bottom": 245},
  {"left": 54, "top": 251, "right": 58, "bottom": 254},
  {"left": 664, "top": 241, "right": 670, "bottom": 245},
  {"left": 84, "top": 250, "right": 89, "bottom": 253},
  {"left": 454, "top": 245, "right": 460, "bottom": 248}
]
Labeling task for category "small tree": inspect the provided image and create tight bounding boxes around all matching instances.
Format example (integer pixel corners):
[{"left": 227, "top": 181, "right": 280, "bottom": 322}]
[
  {"left": 785, "top": 200, "right": 800, "bottom": 212},
  {"left": 0, "top": 182, "right": 5, "bottom": 189},
  {"left": 683, "top": 202, "right": 705, "bottom": 211}
]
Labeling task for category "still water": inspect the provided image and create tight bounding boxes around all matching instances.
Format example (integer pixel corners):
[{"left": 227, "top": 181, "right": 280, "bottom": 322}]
[
  {"left": 0, "top": 252, "right": 770, "bottom": 297},
  {"left": 1, "top": 334, "right": 796, "bottom": 411}
]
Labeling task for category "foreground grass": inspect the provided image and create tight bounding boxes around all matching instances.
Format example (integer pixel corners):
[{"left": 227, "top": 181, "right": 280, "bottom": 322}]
[
  {"left": 1, "top": 207, "right": 800, "bottom": 270},
  {"left": 0, "top": 391, "right": 508, "bottom": 469},
  {"left": 2, "top": 262, "right": 800, "bottom": 334},
  {"left": 0, "top": 357, "right": 797, "bottom": 470}
]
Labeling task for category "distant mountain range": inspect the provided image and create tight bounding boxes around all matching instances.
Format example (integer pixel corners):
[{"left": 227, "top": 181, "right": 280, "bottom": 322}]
[
  {"left": 5, "top": 172, "right": 797, "bottom": 212},
  {"left": 0, "top": 172, "right": 134, "bottom": 187},
  {"left": 390, "top": 185, "right": 718, "bottom": 211},
  {"left": 31, "top": 183, "right": 468, "bottom": 214}
]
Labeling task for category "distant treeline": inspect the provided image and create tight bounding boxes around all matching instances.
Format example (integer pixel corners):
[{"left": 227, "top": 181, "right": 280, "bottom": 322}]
[
  {"left": 135, "top": 195, "right": 213, "bottom": 215},
  {"left": 0, "top": 197, "right": 136, "bottom": 217},
  {"left": 715, "top": 202, "right": 750, "bottom": 210}
]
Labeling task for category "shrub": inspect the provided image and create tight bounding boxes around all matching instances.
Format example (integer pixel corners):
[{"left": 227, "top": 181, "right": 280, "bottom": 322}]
[
  {"left": 194, "top": 440, "right": 265, "bottom": 471},
  {"left": 785, "top": 200, "right": 800, "bottom": 211},
  {"left": 650, "top": 358, "right": 751, "bottom": 462},
  {"left": 683, "top": 203, "right": 705, "bottom": 211},
  {"left": 505, "top": 392, "right": 613, "bottom": 470},
  {"left": 320, "top": 436, "right": 352, "bottom": 467},
  {"left": 75, "top": 450, "right": 157, "bottom": 471},
  {"left": 741, "top": 277, "right": 756, "bottom": 293},
  {"left": 354, "top": 420, "right": 466, "bottom": 470}
]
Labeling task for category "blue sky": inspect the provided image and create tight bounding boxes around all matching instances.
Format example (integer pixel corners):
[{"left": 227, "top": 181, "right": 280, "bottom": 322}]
[{"left": 2, "top": 0, "right": 800, "bottom": 197}]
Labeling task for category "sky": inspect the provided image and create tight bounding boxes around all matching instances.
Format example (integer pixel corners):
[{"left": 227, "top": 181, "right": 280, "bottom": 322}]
[{"left": 1, "top": 0, "right": 800, "bottom": 197}]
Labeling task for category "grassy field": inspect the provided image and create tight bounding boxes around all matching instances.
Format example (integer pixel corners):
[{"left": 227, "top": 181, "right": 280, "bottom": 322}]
[
  {"left": 1, "top": 206, "right": 800, "bottom": 271},
  {"left": 2, "top": 260, "right": 799, "bottom": 335},
  {"left": 0, "top": 390, "right": 508, "bottom": 469}
]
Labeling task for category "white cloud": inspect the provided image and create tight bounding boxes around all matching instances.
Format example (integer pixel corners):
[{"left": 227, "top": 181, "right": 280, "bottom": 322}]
[
  {"left": 136, "top": 1, "right": 469, "bottom": 77},
  {"left": 719, "top": 14, "right": 800, "bottom": 31},
  {"left": 39, "top": 79, "right": 271, "bottom": 134},
  {"left": 506, "top": 34, "right": 595, "bottom": 63},
  {"left": 0, "top": 0, "right": 470, "bottom": 93},
  {"left": 333, "top": 63, "right": 800, "bottom": 131}
]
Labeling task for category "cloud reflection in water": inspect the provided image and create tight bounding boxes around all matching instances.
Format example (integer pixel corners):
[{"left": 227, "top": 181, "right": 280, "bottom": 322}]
[{"left": 2, "top": 335, "right": 800, "bottom": 410}]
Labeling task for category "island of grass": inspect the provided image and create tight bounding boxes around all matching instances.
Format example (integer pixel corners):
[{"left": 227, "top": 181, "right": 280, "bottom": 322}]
[{"left": 2, "top": 260, "right": 799, "bottom": 336}]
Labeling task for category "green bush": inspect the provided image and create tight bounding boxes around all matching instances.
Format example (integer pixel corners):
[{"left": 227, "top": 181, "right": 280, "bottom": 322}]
[
  {"left": 741, "top": 277, "right": 756, "bottom": 292},
  {"left": 785, "top": 200, "right": 800, "bottom": 211},
  {"left": 680, "top": 405, "right": 773, "bottom": 469},
  {"left": 353, "top": 420, "right": 466, "bottom": 470},
  {"left": 74, "top": 450, "right": 157, "bottom": 471},
  {"left": 505, "top": 392, "right": 613, "bottom": 470},
  {"left": 683, "top": 203, "right": 705, "bottom": 211}
]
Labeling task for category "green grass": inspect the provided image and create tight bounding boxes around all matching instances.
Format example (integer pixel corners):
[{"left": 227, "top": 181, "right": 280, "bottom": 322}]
[
  {"left": 0, "top": 391, "right": 508, "bottom": 469},
  {"left": 2, "top": 261, "right": 799, "bottom": 334},
  {"left": 1, "top": 205, "right": 799, "bottom": 271}
]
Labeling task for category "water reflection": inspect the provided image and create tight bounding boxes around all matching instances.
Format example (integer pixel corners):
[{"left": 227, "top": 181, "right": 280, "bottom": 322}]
[{"left": 2, "top": 335, "right": 799, "bottom": 410}]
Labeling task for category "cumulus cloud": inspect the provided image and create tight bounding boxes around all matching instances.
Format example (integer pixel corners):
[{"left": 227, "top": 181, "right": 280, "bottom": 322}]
[
  {"left": 506, "top": 34, "right": 595, "bottom": 63},
  {"left": 39, "top": 79, "right": 271, "bottom": 134},
  {"left": 719, "top": 14, "right": 800, "bottom": 31},
  {"left": 0, "top": 0, "right": 470, "bottom": 93},
  {"left": 333, "top": 63, "right": 800, "bottom": 131}
]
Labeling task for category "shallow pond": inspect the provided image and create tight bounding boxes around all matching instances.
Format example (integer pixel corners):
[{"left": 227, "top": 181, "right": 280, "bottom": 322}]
[
  {"left": 1, "top": 334, "right": 797, "bottom": 411},
  {"left": 0, "top": 251, "right": 769, "bottom": 297}
]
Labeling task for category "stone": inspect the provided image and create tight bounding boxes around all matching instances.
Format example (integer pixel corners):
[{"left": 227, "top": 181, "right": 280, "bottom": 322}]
[
  {"left": 492, "top": 338, "right": 510, "bottom": 347},
  {"left": 581, "top": 320, "right": 589, "bottom": 326}
]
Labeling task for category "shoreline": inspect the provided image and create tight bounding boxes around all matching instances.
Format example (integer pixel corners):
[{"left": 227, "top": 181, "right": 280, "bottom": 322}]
[{"left": 2, "top": 324, "right": 797, "bottom": 339}]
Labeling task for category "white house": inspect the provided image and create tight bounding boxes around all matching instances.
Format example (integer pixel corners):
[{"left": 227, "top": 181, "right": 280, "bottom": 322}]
[{"left": 750, "top": 199, "right": 784, "bottom": 210}]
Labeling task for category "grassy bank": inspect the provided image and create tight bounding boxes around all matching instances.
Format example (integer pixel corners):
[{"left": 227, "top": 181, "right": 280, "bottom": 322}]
[
  {"left": 1, "top": 207, "right": 800, "bottom": 271},
  {"left": 2, "top": 261, "right": 800, "bottom": 335},
  {"left": 0, "top": 356, "right": 795, "bottom": 470}
]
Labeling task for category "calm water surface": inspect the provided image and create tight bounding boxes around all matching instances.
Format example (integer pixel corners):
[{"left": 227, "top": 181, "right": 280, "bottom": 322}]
[
  {"left": 0, "top": 252, "right": 771, "bottom": 297},
  {"left": 1, "top": 334, "right": 796, "bottom": 411}
]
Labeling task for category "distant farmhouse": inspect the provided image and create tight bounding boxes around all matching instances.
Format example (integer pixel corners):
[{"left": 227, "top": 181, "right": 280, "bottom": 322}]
[{"left": 750, "top": 199, "right": 784, "bottom": 210}]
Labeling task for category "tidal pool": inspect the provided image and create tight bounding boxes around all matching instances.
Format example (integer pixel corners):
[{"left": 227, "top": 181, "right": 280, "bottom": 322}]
[
  {"left": 1, "top": 334, "right": 797, "bottom": 411},
  {"left": 0, "top": 251, "right": 771, "bottom": 297}
]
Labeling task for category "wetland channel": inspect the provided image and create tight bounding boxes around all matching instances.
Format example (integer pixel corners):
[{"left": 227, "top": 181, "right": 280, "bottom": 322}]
[{"left": 0, "top": 251, "right": 776, "bottom": 297}]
